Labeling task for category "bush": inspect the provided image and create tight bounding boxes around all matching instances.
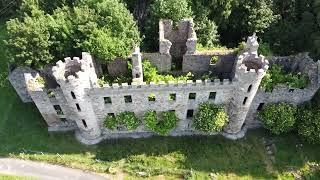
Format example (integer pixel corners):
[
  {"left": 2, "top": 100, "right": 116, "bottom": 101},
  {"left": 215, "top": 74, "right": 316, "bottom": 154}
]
[
  {"left": 104, "top": 112, "right": 140, "bottom": 130},
  {"left": 297, "top": 108, "right": 320, "bottom": 144},
  {"left": 260, "top": 65, "right": 309, "bottom": 92},
  {"left": 193, "top": 102, "right": 228, "bottom": 133},
  {"left": 143, "top": 110, "right": 178, "bottom": 135},
  {"left": 142, "top": 60, "right": 193, "bottom": 83},
  {"left": 258, "top": 102, "right": 297, "bottom": 135}
]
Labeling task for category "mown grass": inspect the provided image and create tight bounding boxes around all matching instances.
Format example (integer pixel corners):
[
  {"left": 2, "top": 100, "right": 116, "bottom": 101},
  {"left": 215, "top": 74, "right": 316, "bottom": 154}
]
[
  {"left": 0, "top": 21, "right": 320, "bottom": 179},
  {"left": 0, "top": 173, "right": 37, "bottom": 180}
]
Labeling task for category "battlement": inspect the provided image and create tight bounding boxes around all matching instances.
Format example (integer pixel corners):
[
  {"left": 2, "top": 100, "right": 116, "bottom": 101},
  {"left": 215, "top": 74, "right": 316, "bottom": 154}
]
[
  {"left": 52, "top": 52, "right": 94, "bottom": 82},
  {"left": 99, "top": 78, "right": 233, "bottom": 90},
  {"left": 52, "top": 52, "right": 98, "bottom": 88},
  {"left": 234, "top": 34, "right": 269, "bottom": 79},
  {"left": 236, "top": 52, "right": 269, "bottom": 75}
]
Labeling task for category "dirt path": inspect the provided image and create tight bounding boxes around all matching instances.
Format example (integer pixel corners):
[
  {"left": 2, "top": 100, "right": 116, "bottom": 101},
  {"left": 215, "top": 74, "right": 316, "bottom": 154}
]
[{"left": 0, "top": 158, "right": 108, "bottom": 180}]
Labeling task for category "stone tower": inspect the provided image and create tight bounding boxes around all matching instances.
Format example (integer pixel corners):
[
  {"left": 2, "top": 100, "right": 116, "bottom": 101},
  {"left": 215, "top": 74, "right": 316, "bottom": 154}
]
[
  {"left": 224, "top": 34, "right": 269, "bottom": 134},
  {"left": 52, "top": 52, "right": 101, "bottom": 140},
  {"left": 132, "top": 47, "right": 143, "bottom": 83}
]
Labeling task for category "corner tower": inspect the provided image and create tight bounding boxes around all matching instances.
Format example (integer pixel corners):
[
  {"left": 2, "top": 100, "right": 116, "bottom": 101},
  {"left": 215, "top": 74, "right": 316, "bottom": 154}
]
[
  {"left": 225, "top": 34, "right": 269, "bottom": 134},
  {"left": 52, "top": 52, "right": 101, "bottom": 140}
]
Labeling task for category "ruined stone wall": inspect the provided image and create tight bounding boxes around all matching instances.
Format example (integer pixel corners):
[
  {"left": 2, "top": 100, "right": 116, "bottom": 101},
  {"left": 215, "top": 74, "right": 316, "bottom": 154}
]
[
  {"left": 143, "top": 53, "right": 171, "bottom": 72},
  {"left": 8, "top": 67, "right": 37, "bottom": 103},
  {"left": 106, "top": 58, "right": 129, "bottom": 76},
  {"left": 245, "top": 54, "right": 320, "bottom": 128},
  {"left": 89, "top": 79, "right": 235, "bottom": 133},
  {"left": 182, "top": 51, "right": 237, "bottom": 76}
]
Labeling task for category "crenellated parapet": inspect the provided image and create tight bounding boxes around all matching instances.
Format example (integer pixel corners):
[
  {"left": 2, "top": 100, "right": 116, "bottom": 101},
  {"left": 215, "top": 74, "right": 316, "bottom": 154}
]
[{"left": 52, "top": 52, "right": 98, "bottom": 89}]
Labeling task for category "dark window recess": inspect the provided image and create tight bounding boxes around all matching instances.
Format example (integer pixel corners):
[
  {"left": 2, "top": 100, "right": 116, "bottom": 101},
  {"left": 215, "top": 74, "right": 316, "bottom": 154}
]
[
  {"left": 257, "top": 103, "right": 265, "bottom": 111},
  {"left": 169, "top": 93, "right": 176, "bottom": 101},
  {"left": 209, "top": 92, "right": 216, "bottom": 100},
  {"left": 76, "top": 103, "right": 81, "bottom": 112},
  {"left": 170, "top": 110, "right": 176, "bottom": 113},
  {"left": 53, "top": 105, "right": 63, "bottom": 115},
  {"left": 247, "top": 84, "right": 253, "bottom": 93},
  {"left": 124, "top": 95, "right": 132, "bottom": 103},
  {"left": 189, "top": 93, "right": 196, "bottom": 100},
  {"left": 289, "top": 89, "right": 294, "bottom": 92},
  {"left": 243, "top": 97, "right": 248, "bottom": 105},
  {"left": 82, "top": 119, "right": 87, "bottom": 128},
  {"left": 104, "top": 97, "right": 112, "bottom": 104},
  {"left": 187, "top": 109, "right": 194, "bottom": 118},
  {"left": 108, "top": 113, "right": 115, "bottom": 117},
  {"left": 148, "top": 94, "right": 156, "bottom": 102},
  {"left": 60, "top": 118, "right": 67, "bottom": 122},
  {"left": 71, "top": 91, "right": 76, "bottom": 99},
  {"left": 135, "top": 74, "right": 140, "bottom": 78}
]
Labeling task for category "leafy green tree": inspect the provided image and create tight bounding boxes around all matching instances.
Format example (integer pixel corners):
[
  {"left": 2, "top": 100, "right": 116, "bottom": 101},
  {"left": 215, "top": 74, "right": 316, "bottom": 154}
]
[
  {"left": 194, "top": 102, "right": 228, "bottom": 133},
  {"left": 258, "top": 102, "right": 297, "bottom": 135},
  {"left": 5, "top": 9, "right": 55, "bottom": 69},
  {"left": 220, "top": 0, "right": 277, "bottom": 46},
  {"left": 297, "top": 108, "right": 320, "bottom": 144},
  {"left": 0, "top": 0, "right": 22, "bottom": 19},
  {"left": 5, "top": 0, "right": 140, "bottom": 69},
  {"left": 188, "top": 0, "right": 234, "bottom": 26}
]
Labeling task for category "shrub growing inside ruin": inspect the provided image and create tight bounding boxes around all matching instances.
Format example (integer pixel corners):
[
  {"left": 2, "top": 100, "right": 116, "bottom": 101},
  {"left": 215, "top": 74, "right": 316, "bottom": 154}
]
[
  {"left": 260, "top": 65, "right": 309, "bottom": 92},
  {"left": 142, "top": 60, "right": 193, "bottom": 83},
  {"left": 143, "top": 110, "right": 178, "bottom": 135},
  {"left": 258, "top": 102, "right": 297, "bottom": 135},
  {"left": 104, "top": 112, "right": 141, "bottom": 130},
  {"left": 297, "top": 108, "right": 320, "bottom": 144},
  {"left": 193, "top": 102, "right": 228, "bottom": 132}
]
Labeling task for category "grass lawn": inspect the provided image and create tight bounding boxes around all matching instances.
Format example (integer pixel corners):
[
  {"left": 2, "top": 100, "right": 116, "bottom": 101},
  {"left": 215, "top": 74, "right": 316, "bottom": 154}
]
[
  {"left": 0, "top": 173, "right": 37, "bottom": 180},
  {"left": 0, "top": 21, "right": 320, "bottom": 179}
]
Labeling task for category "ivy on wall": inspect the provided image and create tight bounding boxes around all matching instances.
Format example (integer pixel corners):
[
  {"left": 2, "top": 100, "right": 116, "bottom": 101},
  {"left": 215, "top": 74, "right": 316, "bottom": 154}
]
[
  {"left": 143, "top": 110, "right": 178, "bottom": 135},
  {"left": 104, "top": 112, "right": 141, "bottom": 130},
  {"left": 193, "top": 102, "right": 228, "bottom": 132}
]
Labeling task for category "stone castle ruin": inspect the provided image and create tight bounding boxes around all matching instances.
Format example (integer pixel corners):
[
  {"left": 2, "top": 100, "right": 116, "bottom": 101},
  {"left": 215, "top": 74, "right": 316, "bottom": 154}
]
[{"left": 8, "top": 19, "right": 320, "bottom": 144}]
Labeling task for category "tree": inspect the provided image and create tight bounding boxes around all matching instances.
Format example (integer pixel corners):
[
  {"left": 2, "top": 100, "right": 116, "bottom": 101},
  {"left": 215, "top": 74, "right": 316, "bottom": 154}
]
[
  {"left": 5, "top": 9, "right": 55, "bottom": 69},
  {"left": 220, "top": 0, "right": 277, "bottom": 47},
  {"left": 5, "top": 0, "right": 140, "bottom": 69},
  {"left": 0, "top": 0, "right": 22, "bottom": 20},
  {"left": 258, "top": 102, "right": 297, "bottom": 135},
  {"left": 297, "top": 108, "right": 320, "bottom": 144}
]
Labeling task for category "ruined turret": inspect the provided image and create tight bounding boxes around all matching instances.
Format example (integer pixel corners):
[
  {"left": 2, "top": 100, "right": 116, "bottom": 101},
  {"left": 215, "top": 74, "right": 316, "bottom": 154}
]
[
  {"left": 224, "top": 34, "right": 269, "bottom": 134},
  {"left": 52, "top": 52, "right": 101, "bottom": 140}
]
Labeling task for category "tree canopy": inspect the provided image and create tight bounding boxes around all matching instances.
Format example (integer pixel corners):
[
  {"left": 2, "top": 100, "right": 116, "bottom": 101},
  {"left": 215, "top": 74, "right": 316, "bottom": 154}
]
[{"left": 5, "top": 0, "right": 140, "bottom": 69}]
